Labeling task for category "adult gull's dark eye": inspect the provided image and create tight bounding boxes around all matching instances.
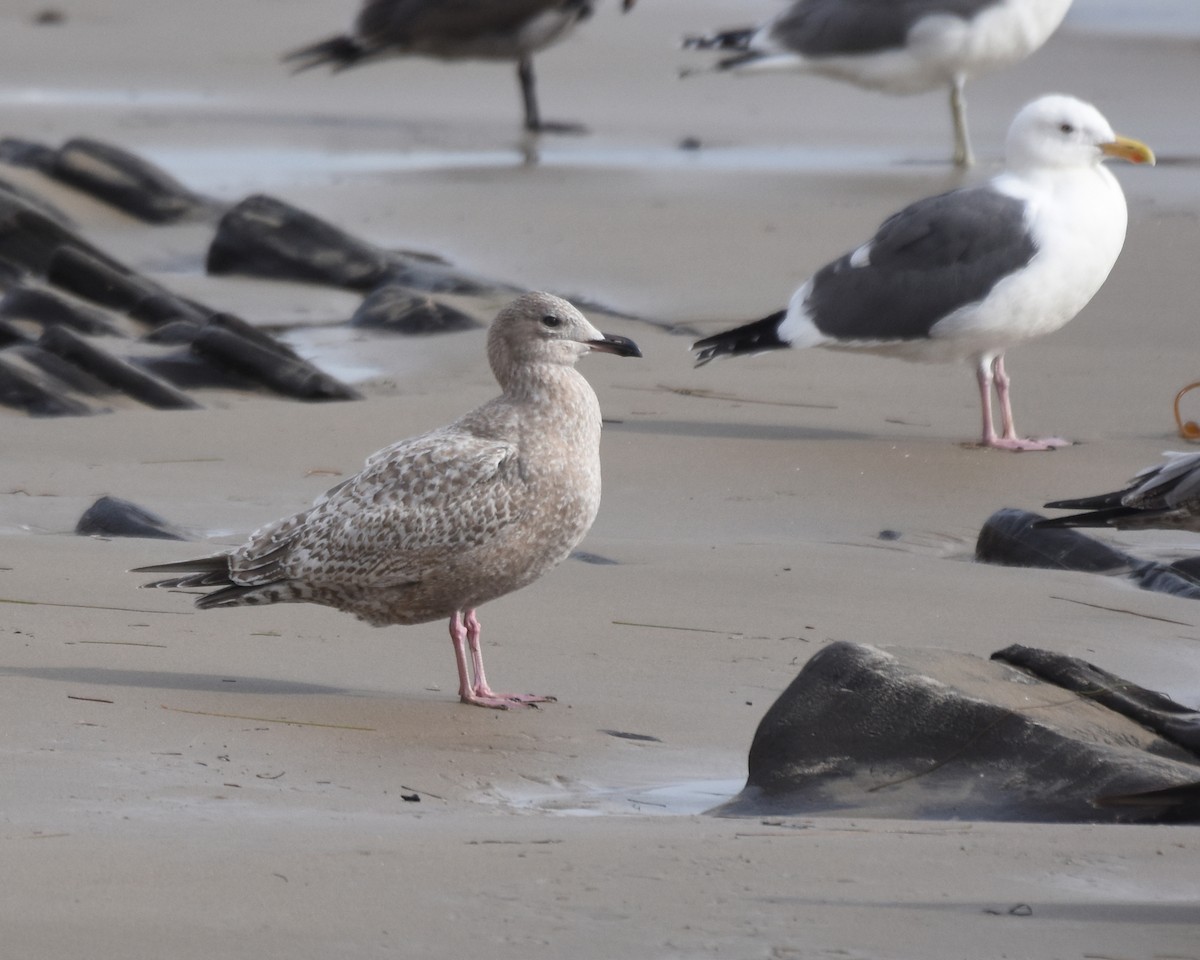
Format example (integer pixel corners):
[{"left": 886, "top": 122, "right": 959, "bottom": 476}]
[{"left": 1059, "top": 122, "right": 1075, "bottom": 134}]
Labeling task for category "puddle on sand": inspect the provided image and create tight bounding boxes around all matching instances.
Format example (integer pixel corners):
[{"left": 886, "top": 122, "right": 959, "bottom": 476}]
[{"left": 497, "top": 778, "right": 744, "bottom": 817}]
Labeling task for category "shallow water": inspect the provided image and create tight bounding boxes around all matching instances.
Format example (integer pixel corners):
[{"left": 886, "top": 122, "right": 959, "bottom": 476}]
[{"left": 499, "top": 778, "right": 745, "bottom": 817}]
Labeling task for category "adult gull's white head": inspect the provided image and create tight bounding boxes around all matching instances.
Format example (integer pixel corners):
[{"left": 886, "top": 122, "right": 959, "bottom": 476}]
[{"left": 1005, "top": 94, "right": 1155, "bottom": 172}]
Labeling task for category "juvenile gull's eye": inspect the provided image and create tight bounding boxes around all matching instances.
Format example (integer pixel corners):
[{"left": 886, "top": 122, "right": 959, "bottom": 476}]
[{"left": 541, "top": 315, "right": 562, "bottom": 328}]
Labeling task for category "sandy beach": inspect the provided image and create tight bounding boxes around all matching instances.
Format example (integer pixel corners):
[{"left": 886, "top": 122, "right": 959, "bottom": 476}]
[{"left": 2, "top": 1, "right": 1199, "bottom": 956}]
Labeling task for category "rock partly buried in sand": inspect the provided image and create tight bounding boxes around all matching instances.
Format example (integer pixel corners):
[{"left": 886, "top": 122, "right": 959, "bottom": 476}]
[
  {"left": 975, "top": 507, "right": 1200, "bottom": 600},
  {"left": 0, "top": 182, "right": 129, "bottom": 277},
  {"left": 350, "top": 285, "right": 482, "bottom": 334},
  {"left": 0, "top": 353, "right": 98, "bottom": 416},
  {"left": 713, "top": 641, "right": 1200, "bottom": 823},
  {"left": 993, "top": 644, "right": 1200, "bottom": 754},
  {"left": 189, "top": 316, "right": 362, "bottom": 402},
  {"left": 76, "top": 496, "right": 190, "bottom": 540},
  {"left": 0, "top": 284, "right": 127, "bottom": 336},
  {"left": 77, "top": 494, "right": 189, "bottom": 540},
  {"left": 0, "top": 136, "right": 217, "bottom": 223},
  {"left": 206, "top": 194, "right": 506, "bottom": 295}
]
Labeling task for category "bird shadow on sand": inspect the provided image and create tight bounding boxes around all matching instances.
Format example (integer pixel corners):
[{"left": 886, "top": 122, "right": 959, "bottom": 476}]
[
  {"left": 609, "top": 418, "right": 868, "bottom": 443},
  {"left": 1, "top": 665, "right": 363, "bottom": 698}
]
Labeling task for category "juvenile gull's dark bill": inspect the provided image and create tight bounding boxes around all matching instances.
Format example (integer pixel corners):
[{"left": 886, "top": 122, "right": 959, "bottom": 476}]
[
  {"left": 285, "top": 0, "right": 637, "bottom": 135},
  {"left": 682, "top": 0, "right": 1074, "bottom": 166},
  {"left": 692, "top": 94, "right": 1154, "bottom": 452},
  {"left": 1040, "top": 452, "right": 1200, "bottom": 532},
  {"left": 133, "top": 293, "right": 641, "bottom": 709}
]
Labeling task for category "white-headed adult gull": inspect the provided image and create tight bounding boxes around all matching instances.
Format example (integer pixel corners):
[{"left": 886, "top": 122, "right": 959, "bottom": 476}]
[
  {"left": 285, "top": 0, "right": 636, "bottom": 134},
  {"left": 1041, "top": 453, "right": 1200, "bottom": 532},
  {"left": 683, "top": 0, "right": 1075, "bottom": 166},
  {"left": 692, "top": 95, "right": 1154, "bottom": 451},
  {"left": 134, "top": 293, "right": 641, "bottom": 709}
]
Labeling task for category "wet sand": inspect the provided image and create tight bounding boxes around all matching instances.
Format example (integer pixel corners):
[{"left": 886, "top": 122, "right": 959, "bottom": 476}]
[{"left": 2, "top": 1, "right": 1200, "bottom": 956}]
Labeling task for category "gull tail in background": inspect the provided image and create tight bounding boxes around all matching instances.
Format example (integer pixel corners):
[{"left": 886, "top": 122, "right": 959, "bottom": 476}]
[
  {"left": 283, "top": 35, "right": 370, "bottom": 72},
  {"left": 692, "top": 309, "right": 788, "bottom": 366}
]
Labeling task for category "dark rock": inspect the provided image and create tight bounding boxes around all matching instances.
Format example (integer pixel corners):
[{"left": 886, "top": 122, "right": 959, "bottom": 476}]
[
  {"left": 1128, "top": 561, "right": 1200, "bottom": 600},
  {"left": 190, "top": 324, "right": 362, "bottom": 402},
  {"left": 47, "top": 246, "right": 208, "bottom": 326},
  {"left": 0, "top": 175, "right": 76, "bottom": 230},
  {"left": 977, "top": 508, "right": 1200, "bottom": 601},
  {"left": 0, "top": 318, "right": 31, "bottom": 348},
  {"left": 714, "top": 641, "right": 1200, "bottom": 822},
  {"left": 76, "top": 496, "right": 189, "bottom": 540},
  {"left": 0, "top": 137, "right": 214, "bottom": 223},
  {"left": 0, "top": 353, "right": 97, "bottom": 416},
  {"left": 0, "top": 284, "right": 127, "bottom": 335},
  {"left": 0, "top": 186, "right": 126, "bottom": 278},
  {"left": 49, "top": 138, "right": 217, "bottom": 223},
  {"left": 207, "top": 193, "right": 505, "bottom": 295},
  {"left": 350, "top": 286, "right": 482, "bottom": 333},
  {"left": 0, "top": 139, "right": 58, "bottom": 172},
  {"left": 975, "top": 508, "right": 1132, "bottom": 572},
  {"left": 992, "top": 644, "right": 1200, "bottom": 755},
  {"left": 207, "top": 194, "right": 391, "bottom": 291},
  {"left": 38, "top": 325, "right": 201, "bottom": 410}
]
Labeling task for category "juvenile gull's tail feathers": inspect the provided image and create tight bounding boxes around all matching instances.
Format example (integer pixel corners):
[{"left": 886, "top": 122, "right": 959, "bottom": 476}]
[{"left": 692, "top": 309, "right": 788, "bottom": 366}]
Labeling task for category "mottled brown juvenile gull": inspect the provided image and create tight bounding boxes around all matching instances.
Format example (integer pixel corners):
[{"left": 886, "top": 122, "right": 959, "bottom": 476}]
[
  {"left": 682, "top": 0, "right": 1074, "bottom": 166},
  {"left": 692, "top": 95, "right": 1154, "bottom": 451},
  {"left": 285, "top": 0, "right": 636, "bottom": 134},
  {"left": 133, "top": 293, "right": 641, "bottom": 709},
  {"left": 1040, "top": 452, "right": 1200, "bottom": 532}
]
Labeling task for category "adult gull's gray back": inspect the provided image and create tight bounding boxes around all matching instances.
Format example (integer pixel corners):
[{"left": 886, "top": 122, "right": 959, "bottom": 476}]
[
  {"left": 683, "top": 0, "right": 1074, "bottom": 166},
  {"left": 692, "top": 95, "right": 1154, "bottom": 451},
  {"left": 285, "top": 0, "right": 636, "bottom": 134},
  {"left": 1040, "top": 453, "right": 1200, "bottom": 532},
  {"left": 134, "top": 293, "right": 641, "bottom": 709}
]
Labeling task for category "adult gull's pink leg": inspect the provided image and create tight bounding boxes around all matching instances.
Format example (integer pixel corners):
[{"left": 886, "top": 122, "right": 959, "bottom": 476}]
[{"left": 976, "top": 355, "right": 1069, "bottom": 451}]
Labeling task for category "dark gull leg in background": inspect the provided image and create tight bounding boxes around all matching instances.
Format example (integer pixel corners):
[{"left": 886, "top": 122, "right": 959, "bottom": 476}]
[
  {"left": 518, "top": 54, "right": 585, "bottom": 135},
  {"left": 950, "top": 74, "right": 973, "bottom": 168},
  {"left": 518, "top": 55, "right": 540, "bottom": 131}
]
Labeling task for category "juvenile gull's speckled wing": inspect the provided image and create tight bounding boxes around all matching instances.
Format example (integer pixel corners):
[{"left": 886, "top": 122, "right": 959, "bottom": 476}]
[{"left": 230, "top": 427, "right": 524, "bottom": 594}]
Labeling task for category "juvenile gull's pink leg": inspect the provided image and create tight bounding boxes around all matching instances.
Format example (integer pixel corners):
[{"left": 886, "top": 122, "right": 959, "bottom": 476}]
[
  {"left": 463, "top": 608, "right": 555, "bottom": 709},
  {"left": 447, "top": 610, "right": 554, "bottom": 709}
]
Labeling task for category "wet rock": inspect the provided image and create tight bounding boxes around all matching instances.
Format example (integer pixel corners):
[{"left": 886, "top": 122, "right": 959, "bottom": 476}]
[
  {"left": 190, "top": 323, "right": 362, "bottom": 402},
  {"left": 715, "top": 642, "right": 1200, "bottom": 822},
  {"left": 76, "top": 496, "right": 189, "bottom": 540},
  {"left": 0, "top": 186, "right": 125, "bottom": 278},
  {"left": 992, "top": 644, "right": 1200, "bottom": 755},
  {"left": 976, "top": 508, "right": 1200, "bottom": 601},
  {"left": 0, "top": 353, "right": 97, "bottom": 416},
  {"left": 0, "top": 137, "right": 216, "bottom": 223},
  {"left": 0, "top": 284, "right": 127, "bottom": 336},
  {"left": 0, "top": 318, "right": 31, "bottom": 348},
  {"left": 207, "top": 194, "right": 392, "bottom": 290},
  {"left": 0, "top": 176, "right": 76, "bottom": 230},
  {"left": 207, "top": 194, "right": 505, "bottom": 295},
  {"left": 975, "top": 507, "right": 1133, "bottom": 572},
  {"left": 47, "top": 246, "right": 208, "bottom": 326},
  {"left": 350, "top": 285, "right": 482, "bottom": 333},
  {"left": 38, "top": 326, "right": 200, "bottom": 410}
]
